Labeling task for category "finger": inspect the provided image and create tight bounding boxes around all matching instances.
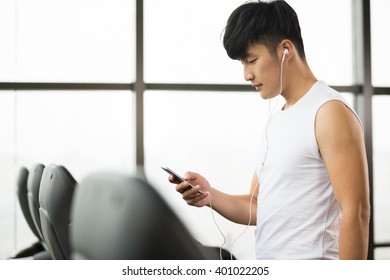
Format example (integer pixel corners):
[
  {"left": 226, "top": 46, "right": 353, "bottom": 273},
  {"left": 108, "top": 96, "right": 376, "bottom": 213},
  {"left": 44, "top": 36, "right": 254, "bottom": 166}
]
[
  {"left": 168, "top": 174, "right": 181, "bottom": 184},
  {"left": 185, "top": 192, "right": 209, "bottom": 207},
  {"left": 176, "top": 181, "right": 191, "bottom": 193},
  {"left": 182, "top": 185, "right": 203, "bottom": 200}
]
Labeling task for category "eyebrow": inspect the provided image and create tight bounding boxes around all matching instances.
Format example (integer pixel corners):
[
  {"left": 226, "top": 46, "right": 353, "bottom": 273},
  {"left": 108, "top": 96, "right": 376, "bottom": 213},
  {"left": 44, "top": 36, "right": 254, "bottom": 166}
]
[
  {"left": 239, "top": 52, "right": 251, "bottom": 61},
  {"left": 241, "top": 52, "right": 257, "bottom": 61}
]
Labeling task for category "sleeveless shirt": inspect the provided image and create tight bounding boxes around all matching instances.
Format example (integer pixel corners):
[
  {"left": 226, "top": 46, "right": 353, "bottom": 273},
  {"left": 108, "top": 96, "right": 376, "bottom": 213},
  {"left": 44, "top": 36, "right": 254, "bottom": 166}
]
[{"left": 255, "top": 80, "right": 360, "bottom": 259}]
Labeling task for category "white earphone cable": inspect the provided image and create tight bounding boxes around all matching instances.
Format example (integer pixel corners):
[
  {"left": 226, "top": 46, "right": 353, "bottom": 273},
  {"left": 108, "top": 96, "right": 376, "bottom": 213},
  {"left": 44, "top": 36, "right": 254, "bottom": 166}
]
[
  {"left": 214, "top": 49, "right": 288, "bottom": 260},
  {"left": 176, "top": 51, "right": 287, "bottom": 259},
  {"left": 208, "top": 196, "right": 227, "bottom": 260}
]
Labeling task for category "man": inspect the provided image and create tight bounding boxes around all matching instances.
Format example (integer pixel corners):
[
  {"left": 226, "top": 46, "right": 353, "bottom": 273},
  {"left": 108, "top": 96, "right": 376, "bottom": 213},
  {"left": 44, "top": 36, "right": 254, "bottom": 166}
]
[{"left": 168, "top": 0, "right": 370, "bottom": 260}]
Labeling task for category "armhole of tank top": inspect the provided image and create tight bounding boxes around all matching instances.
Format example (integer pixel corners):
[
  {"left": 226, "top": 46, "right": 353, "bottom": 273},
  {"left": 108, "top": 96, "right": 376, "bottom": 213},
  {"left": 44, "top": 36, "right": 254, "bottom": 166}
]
[{"left": 313, "top": 98, "right": 363, "bottom": 158}]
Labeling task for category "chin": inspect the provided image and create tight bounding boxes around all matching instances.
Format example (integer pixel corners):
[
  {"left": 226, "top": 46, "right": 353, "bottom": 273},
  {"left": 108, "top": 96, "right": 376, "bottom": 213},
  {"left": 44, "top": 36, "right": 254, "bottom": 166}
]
[{"left": 259, "top": 91, "right": 271, "bottom": 100}]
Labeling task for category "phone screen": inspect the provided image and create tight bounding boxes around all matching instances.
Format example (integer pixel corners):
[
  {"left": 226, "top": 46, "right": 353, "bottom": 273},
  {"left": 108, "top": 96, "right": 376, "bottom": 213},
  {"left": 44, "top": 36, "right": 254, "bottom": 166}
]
[
  {"left": 161, "top": 167, "right": 202, "bottom": 194},
  {"left": 161, "top": 167, "right": 186, "bottom": 183}
]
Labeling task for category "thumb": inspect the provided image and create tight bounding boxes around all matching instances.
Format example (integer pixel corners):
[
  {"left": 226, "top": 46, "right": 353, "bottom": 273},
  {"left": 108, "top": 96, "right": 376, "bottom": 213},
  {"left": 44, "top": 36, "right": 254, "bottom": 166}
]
[{"left": 184, "top": 171, "right": 198, "bottom": 181}]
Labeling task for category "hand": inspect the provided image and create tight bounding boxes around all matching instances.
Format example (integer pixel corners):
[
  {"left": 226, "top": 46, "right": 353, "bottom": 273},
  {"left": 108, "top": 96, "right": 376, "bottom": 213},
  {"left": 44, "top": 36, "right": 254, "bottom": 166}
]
[{"left": 168, "top": 171, "right": 211, "bottom": 207}]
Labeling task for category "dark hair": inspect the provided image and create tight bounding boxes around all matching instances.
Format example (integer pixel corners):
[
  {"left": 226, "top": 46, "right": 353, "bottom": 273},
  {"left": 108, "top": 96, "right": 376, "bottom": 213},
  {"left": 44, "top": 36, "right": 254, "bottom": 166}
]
[{"left": 223, "top": 0, "right": 306, "bottom": 60}]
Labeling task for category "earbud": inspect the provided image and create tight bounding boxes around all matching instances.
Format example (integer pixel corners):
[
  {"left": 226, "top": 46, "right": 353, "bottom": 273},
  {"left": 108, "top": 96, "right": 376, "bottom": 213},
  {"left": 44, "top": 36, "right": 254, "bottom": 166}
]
[{"left": 281, "top": 49, "right": 288, "bottom": 65}]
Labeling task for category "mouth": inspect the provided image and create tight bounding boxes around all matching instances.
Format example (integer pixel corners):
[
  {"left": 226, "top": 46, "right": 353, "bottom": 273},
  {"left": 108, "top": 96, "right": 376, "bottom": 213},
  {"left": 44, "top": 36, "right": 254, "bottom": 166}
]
[{"left": 252, "top": 83, "right": 263, "bottom": 91}]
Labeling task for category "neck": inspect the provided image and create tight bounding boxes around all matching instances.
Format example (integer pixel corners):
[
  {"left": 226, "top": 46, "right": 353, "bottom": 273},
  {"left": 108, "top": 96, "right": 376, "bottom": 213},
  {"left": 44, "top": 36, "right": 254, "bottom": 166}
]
[{"left": 282, "top": 61, "right": 317, "bottom": 110}]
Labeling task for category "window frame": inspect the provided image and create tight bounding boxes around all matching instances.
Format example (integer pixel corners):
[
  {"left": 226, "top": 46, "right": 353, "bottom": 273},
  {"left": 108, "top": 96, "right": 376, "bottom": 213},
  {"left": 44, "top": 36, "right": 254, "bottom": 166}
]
[{"left": 1, "top": 0, "right": 388, "bottom": 259}]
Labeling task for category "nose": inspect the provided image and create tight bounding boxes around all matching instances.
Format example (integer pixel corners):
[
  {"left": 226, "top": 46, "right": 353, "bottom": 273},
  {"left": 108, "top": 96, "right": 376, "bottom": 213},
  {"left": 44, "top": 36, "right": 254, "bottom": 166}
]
[{"left": 244, "top": 66, "right": 254, "bottom": 81}]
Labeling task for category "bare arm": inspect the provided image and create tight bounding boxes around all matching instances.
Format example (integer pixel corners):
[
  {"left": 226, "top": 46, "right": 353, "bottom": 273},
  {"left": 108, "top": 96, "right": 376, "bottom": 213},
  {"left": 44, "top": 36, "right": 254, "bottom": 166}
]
[
  {"left": 316, "top": 100, "right": 370, "bottom": 259},
  {"left": 170, "top": 171, "right": 259, "bottom": 225}
]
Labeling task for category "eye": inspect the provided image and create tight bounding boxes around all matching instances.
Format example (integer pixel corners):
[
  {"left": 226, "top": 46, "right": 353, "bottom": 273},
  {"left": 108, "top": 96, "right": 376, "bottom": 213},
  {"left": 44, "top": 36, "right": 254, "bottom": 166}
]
[
  {"left": 247, "top": 58, "right": 257, "bottom": 65},
  {"left": 240, "top": 57, "right": 257, "bottom": 65}
]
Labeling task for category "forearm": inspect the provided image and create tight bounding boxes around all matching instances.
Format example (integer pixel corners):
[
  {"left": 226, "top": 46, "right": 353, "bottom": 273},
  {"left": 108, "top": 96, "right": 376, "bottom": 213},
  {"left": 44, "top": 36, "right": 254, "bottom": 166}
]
[
  {"left": 208, "top": 187, "right": 257, "bottom": 226},
  {"left": 338, "top": 208, "right": 370, "bottom": 259}
]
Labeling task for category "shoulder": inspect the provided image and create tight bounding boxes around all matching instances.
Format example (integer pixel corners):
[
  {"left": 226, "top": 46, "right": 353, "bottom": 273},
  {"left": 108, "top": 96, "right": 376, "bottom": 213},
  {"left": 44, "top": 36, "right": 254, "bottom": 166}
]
[
  {"left": 317, "top": 100, "right": 361, "bottom": 131},
  {"left": 316, "top": 100, "right": 363, "bottom": 153},
  {"left": 303, "top": 81, "right": 350, "bottom": 114},
  {"left": 309, "top": 81, "right": 360, "bottom": 128}
]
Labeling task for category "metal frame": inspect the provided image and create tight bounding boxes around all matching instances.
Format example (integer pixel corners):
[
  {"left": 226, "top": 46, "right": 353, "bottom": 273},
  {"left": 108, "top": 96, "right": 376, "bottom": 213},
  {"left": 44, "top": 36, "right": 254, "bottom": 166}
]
[
  {"left": 0, "top": 82, "right": 362, "bottom": 93},
  {"left": 135, "top": 0, "right": 145, "bottom": 167},
  {"left": 0, "top": 0, "right": 389, "bottom": 259},
  {"left": 0, "top": 82, "right": 133, "bottom": 90},
  {"left": 354, "top": 0, "right": 375, "bottom": 260}
]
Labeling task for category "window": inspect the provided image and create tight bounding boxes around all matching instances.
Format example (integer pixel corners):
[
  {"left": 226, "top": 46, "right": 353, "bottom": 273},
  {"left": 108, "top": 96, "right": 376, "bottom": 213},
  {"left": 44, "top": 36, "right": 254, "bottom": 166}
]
[
  {"left": 371, "top": 0, "right": 390, "bottom": 86},
  {"left": 372, "top": 96, "right": 390, "bottom": 244},
  {"left": 0, "top": 92, "right": 16, "bottom": 258},
  {"left": 16, "top": 0, "right": 135, "bottom": 82},
  {"left": 288, "top": 0, "right": 354, "bottom": 85},
  {"left": 16, "top": 90, "right": 135, "bottom": 178},
  {"left": 144, "top": 0, "right": 247, "bottom": 84},
  {"left": 1, "top": 0, "right": 388, "bottom": 260},
  {"left": 0, "top": 0, "right": 136, "bottom": 259},
  {"left": 144, "top": 90, "right": 266, "bottom": 259},
  {"left": 0, "top": 1, "right": 16, "bottom": 81},
  {"left": 145, "top": 0, "right": 354, "bottom": 86}
]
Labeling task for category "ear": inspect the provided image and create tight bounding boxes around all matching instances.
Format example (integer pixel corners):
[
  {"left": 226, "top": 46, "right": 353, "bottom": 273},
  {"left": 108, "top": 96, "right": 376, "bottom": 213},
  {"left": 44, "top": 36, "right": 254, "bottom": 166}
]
[{"left": 279, "top": 39, "right": 294, "bottom": 60}]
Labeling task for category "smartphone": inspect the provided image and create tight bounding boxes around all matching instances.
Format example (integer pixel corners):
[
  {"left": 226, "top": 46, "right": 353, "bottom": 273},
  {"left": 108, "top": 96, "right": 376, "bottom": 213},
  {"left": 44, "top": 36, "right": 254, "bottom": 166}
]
[{"left": 161, "top": 166, "right": 202, "bottom": 194}]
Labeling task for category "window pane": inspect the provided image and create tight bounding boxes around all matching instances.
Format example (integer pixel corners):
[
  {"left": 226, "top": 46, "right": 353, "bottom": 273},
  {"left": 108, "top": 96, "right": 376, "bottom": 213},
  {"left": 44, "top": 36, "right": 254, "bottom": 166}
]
[
  {"left": 17, "top": 0, "right": 135, "bottom": 83},
  {"left": 0, "top": 90, "right": 136, "bottom": 259},
  {"left": 371, "top": 0, "right": 390, "bottom": 86},
  {"left": 144, "top": 0, "right": 245, "bottom": 84},
  {"left": 16, "top": 91, "right": 135, "bottom": 178},
  {"left": 0, "top": 92, "right": 16, "bottom": 259},
  {"left": 372, "top": 96, "right": 390, "bottom": 243},
  {"left": 145, "top": 0, "right": 353, "bottom": 85},
  {"left": 0, "top": 91, "right": 135, "bottom": 259},
  {"left": 288, "top": 0, "right": 354, "bottom": 85},
  {"left": 0, "top": 1, "right": 16, "bottom": 81},
  {"left": 144, "top": 90, "right": 269, "bottom": 259},
  {"left": 375, "top": 248, "right": 390, "bottom": 260},
  {"left": 13, "top": 90, "right": 135, "bottom": 257}
]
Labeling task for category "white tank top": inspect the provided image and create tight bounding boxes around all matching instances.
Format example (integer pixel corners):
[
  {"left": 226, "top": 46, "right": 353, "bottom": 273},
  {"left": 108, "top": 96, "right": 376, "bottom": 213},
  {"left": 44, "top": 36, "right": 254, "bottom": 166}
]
[{"left": 255, "top": 80, "right": 360, "bottom": 259}]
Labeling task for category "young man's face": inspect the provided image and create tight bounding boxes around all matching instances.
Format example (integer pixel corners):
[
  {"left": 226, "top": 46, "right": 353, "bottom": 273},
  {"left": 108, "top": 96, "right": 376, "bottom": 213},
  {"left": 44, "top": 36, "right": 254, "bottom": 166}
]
[{"left": 240, "top": 43, "right": 282, "bottom": 100}]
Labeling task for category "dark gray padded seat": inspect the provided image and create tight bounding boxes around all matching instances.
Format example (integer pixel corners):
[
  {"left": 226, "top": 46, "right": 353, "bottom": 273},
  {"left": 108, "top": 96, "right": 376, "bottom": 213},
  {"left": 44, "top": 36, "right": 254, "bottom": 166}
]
[
  {"left": 70, "top": 173, "right": 212, "bottom": 260},
  {"left": 39, "top": 164, "right": 77, "bottom": 259},
  {"left": 27, "top": 163, "right": 46, "bottom": 240}
]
